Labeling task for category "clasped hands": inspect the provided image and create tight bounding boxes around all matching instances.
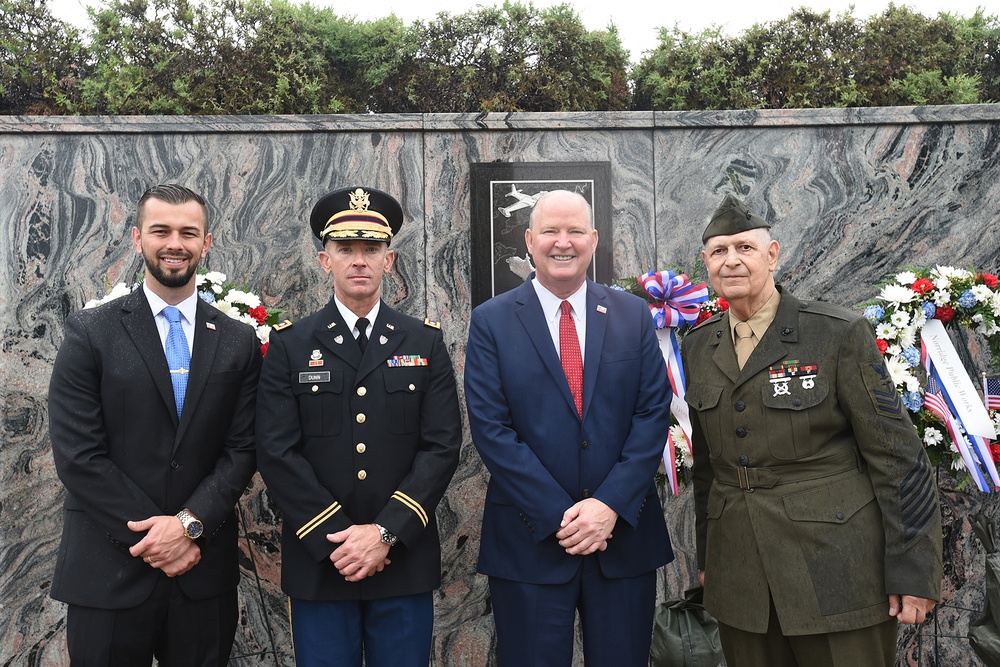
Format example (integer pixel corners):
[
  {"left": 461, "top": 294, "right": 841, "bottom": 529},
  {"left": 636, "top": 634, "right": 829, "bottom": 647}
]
[
  {"left": 128, "top": 515, "right": 201, "bottom": 577},
  {"left": 555, "top": 498, "right": 617, "bottom": 556},
  {"left": 327, "top": 524, "right": 392, "bottom": 582}
]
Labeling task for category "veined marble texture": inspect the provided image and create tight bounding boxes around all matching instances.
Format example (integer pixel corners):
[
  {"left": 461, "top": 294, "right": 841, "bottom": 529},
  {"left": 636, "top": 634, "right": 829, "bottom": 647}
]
[{"left": 2, "top": 107, "right": 999, "bottom": 666}]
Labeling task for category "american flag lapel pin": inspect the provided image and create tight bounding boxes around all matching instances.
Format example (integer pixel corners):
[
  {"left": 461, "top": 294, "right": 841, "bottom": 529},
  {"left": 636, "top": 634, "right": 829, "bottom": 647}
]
[
  {"left": 206, "top": 322, "right": 217, "bottom": 330},
  {"left": 596, "top": 305, "right": 607, "bottom": 314}
]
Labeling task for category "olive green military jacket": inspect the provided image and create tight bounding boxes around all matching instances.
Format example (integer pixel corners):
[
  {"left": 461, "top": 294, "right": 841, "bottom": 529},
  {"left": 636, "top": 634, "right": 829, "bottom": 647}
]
[{"left": 683, "top": 287, "right": 942, "bottom": 635}]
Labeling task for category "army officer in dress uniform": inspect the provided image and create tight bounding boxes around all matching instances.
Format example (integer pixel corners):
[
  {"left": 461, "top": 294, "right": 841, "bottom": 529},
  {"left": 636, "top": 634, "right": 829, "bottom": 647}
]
[
  {"left": 682, "top": 194, "right": 942, "bottom": 667},
  {"left": 256, "top": 186, "right": 462, "bottom": 667}
]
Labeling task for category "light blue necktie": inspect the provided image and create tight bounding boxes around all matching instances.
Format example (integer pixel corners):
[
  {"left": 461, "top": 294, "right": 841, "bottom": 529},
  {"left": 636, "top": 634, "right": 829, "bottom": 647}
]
[{"left": 163, "top": 306, "right": 190, "bottom": 418}]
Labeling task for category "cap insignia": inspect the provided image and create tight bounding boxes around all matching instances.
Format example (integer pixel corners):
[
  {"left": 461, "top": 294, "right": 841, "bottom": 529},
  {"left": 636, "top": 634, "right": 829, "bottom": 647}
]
[{"left": 349, "top": 188, "right": 371, "bottom": 212}]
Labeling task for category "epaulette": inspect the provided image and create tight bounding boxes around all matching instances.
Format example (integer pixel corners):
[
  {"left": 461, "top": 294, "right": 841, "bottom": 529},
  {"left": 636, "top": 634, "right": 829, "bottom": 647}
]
[
  {"left": 274, "top": 319, "right": 294, "bottom": 331},
  {"left": 423, "top": 318, "right": 441, "bottom": 329},
  {"left": 798, "top": 300, "right": 856, "bottom": 322},
  {"left": 690, "top": 312, "right": 724, "bottom": 330}
]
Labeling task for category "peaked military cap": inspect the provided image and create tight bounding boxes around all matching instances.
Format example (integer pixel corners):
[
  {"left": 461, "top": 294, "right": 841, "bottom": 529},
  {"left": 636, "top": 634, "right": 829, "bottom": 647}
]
[
  {"left": 310, "top": 186, "right": 403, "bottom": 245},
  {"left": 702, "top": 193, "right": 770, "bottom": 243}
]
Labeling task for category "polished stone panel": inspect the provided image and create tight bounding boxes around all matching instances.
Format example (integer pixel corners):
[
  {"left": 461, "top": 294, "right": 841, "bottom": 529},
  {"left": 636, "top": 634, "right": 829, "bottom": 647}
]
[{"left": 2, "top": 106, "right": 998, "bottom": 666}]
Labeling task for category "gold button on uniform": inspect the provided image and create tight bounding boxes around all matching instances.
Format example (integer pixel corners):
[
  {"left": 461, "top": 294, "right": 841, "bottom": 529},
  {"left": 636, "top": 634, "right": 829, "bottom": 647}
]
[
  {"left": 356, "top": 443, "right": 366, "bottom": 453},
  {"left": 408, "top": 384, "right": 415, "bottom": 391},
  {"left": 357, "top": 470, "right": 367, "bottom": 480},
  {"left": 356, "top": 413, "right": 366, "bottom": 424},
  {"left": 357, "top": 386, "right": 367, "bottom": 396},
  {"left": 311, "top": 385, "right": 319, "bottom": 393}
]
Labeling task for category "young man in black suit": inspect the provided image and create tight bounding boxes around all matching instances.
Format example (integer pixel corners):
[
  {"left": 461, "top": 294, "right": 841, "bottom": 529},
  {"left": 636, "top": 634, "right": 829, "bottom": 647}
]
[{"left": 48, "top": 184, "right": 261, "bottom": 665}]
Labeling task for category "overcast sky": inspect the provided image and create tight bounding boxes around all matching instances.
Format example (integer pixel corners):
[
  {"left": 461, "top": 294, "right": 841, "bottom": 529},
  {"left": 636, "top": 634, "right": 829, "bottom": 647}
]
[{"left": 48, "top": 0, "right": 990, "bottom": 62}]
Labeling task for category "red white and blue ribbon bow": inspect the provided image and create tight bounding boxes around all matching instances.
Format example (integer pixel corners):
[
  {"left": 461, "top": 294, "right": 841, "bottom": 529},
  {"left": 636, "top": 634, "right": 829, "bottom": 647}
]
[
  {"left": 638, "top": 270, "right": 709, "bottom": 495},
  {"left": 639, "top": 270, "right": 709, "bottom": 329}
]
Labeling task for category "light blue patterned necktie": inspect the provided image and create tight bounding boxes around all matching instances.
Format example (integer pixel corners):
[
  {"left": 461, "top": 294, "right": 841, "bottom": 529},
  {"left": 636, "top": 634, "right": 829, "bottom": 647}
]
[{"left": 163, "top": 306, "right": 190, "bottom": 418}]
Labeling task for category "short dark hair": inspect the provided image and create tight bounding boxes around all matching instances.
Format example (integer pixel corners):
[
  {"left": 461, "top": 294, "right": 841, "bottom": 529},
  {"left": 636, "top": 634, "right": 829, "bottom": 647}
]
[{"left": 136, "top": 184, "right": 208, "bottom": 229}]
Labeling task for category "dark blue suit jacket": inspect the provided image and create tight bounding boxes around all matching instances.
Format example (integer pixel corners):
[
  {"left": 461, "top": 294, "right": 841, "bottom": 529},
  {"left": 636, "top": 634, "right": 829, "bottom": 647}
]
[{"left": 465, "top": 277, "right": 674, "bottom": 585}]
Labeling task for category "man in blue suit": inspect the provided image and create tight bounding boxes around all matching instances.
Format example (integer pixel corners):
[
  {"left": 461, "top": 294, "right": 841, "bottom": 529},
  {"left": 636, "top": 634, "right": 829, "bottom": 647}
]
[{"left": 465, "top": 189, "right": 674, "bottom": 666}]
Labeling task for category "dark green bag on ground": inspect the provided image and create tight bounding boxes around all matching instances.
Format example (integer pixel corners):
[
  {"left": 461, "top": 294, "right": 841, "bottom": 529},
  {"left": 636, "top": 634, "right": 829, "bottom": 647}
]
[
  {"left": 650, "top": 586, "right": 723, "bottom": 667},
  {"left": 970, "top": 513, "right": 1000, "bottom": 667}
]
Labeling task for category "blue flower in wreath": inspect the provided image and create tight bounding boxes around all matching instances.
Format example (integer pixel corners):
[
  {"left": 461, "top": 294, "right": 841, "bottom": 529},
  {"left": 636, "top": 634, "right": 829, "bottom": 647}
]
[
  {"left": 199, "top": 290, "right": 216, "bottom": 304},
  {"left": 958, "top": 290, "right": 977, "bottom": 309},
  {"left": 902, "top": 390, "right": 923, "bottom": 413},
  {"left": 863, "top": 305, "right": 885, "bottom": 324},
  {"left": 921, "top": 302, "right": 936, "bottom": 319},
  {"left": 901, "top": 346, "right": 921, "bottom": 368}
]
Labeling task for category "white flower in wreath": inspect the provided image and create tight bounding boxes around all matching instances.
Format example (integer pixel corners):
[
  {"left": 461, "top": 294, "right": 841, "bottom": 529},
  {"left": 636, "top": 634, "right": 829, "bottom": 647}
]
[
  {"left": 933, "top": 290, "right": 951, "bottom": 306},
  {"left": 932, "top": 265, "right": 973, "bottom": 281},
  {"left": 972, "top": 285, "right": 992, "bottom": 302},
  {"left": 876, "top": 323, "right": 897, "bottom": 340},
  {"left": 198, "top": 271, "right": 226, "bottom": 287},
  {"left": 890, "top": 310, "right": 910, "bottom": 328},
  {"left": 84, "top": 282, "right": 133, "bottom": 309},
  {"left": 923, "top": 427, "right": 944, "bottom": 447},
  {"left": 895, "top": 271, "right": 917, "bottom": 285},
  {"left": 879, "top": 284, "right": 917, "bottom": 304},
  {"left": 898, "top": 326, "right": 917, "bottom": 349},
  {"left": 884, "top": 356, "right": 919, "bottom": 392},
  {"left": 212, "top": 300, "right": 241, "bottom": 319},
  {"left": 225, "top": 289, "right": 261, "bottom": 309},
  {"left": 670, "top": 425, "right": 693, "bottom": 469}
]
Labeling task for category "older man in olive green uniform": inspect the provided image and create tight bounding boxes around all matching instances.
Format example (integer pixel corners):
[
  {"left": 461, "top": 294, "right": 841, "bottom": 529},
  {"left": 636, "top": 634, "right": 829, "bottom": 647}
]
[{"left": 682, "top": 194, "right": 942, "bottom": 667}]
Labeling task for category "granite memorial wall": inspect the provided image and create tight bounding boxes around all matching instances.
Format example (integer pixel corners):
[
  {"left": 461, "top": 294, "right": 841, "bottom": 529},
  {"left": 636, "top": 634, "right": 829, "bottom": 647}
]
[{"left": 2, "top": 106, "right": 1000, "bottom": 665}]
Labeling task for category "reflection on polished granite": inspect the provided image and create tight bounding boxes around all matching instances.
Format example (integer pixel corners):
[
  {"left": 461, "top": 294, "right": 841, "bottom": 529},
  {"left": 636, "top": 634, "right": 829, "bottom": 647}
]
[{"left": 2, "top": 107, "right": 999, "bottom": 666}]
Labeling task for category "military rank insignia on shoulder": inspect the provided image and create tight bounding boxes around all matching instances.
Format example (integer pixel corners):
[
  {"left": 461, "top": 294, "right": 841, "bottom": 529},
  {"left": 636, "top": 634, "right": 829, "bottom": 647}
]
[
  {"left": 423, "top": 318, "right": 441, "bottom": 329},
  {"left": 274, "top": 319, "right": 294, "bottom": 331}
]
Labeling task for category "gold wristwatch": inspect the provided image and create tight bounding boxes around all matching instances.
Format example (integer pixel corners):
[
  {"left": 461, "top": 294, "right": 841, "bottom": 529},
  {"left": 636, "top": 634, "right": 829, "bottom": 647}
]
[{"left": 176, "top": 508, "right": 204, "bottom": 539}]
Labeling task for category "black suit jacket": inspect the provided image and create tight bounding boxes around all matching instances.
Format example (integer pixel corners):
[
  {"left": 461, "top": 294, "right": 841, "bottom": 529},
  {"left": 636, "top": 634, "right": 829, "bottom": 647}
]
[
  {"left": 256, "top": 299, "right": 462, "bottom": 601},
  {"left": 48, "top": 288, "right": 260, "bottom": 608}
]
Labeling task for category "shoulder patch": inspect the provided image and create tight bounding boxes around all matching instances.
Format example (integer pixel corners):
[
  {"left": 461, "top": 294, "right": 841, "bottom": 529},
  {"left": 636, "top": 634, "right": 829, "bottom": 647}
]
[
  {"left": 423, "top": 318, "right": 441, "bottom": 329},
  {"left": 860, "top": 360, "right": 904, "bottom": 419},
  {"left": 274, "top": 319, "right": 293, "bottom": 331}
]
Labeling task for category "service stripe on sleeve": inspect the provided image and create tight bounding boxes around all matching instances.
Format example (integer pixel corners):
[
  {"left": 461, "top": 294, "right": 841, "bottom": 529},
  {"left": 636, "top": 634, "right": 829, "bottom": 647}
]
[
  {"left": 296, "top": 502, "right": 341, "bottom": 539},
  {"left": 392, "top": 491, "right": 428, "bottom": 527}
]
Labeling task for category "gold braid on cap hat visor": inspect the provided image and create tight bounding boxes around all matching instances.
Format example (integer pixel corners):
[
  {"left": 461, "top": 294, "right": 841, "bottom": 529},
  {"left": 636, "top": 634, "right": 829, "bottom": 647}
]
[{"left": 321, "top": 210, "right": 393, "bottom": 240}]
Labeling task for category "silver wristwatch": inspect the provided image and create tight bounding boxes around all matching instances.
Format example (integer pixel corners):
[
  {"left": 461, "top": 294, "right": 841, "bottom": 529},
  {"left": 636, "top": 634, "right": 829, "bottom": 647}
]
[
  {"left": 176, "top": 508, "right": 204, "bottom": 539},
  {"left": 375, "top": 523, "right": 397, "bottom": 546}
]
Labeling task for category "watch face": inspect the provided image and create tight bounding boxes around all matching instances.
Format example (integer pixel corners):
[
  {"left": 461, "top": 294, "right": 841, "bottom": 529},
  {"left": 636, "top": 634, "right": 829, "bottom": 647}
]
[
  {"left": 378, "top": 525, "right": 396, "bottom": 545},
  {"left": 186, "top": 520, "right": 204, "bottom": 539}
]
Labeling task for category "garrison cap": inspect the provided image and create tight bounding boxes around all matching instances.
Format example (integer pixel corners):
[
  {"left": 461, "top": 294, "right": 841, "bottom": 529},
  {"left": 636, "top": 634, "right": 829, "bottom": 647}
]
[
  {"left": 310, "top": 186, "right": 403, "bottom": 245},
  {"left": 702, "top": 193, "right": 770, "bottom": 243}
]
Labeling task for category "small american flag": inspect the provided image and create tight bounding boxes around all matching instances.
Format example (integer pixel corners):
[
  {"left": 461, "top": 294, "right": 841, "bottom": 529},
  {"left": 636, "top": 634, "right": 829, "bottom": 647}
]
[
  {"left": 924, "top": 376, "right": 950, "bottom": 421},
  {"left": 985, "top": 376, "right": 1000, "bottom": 411}
]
